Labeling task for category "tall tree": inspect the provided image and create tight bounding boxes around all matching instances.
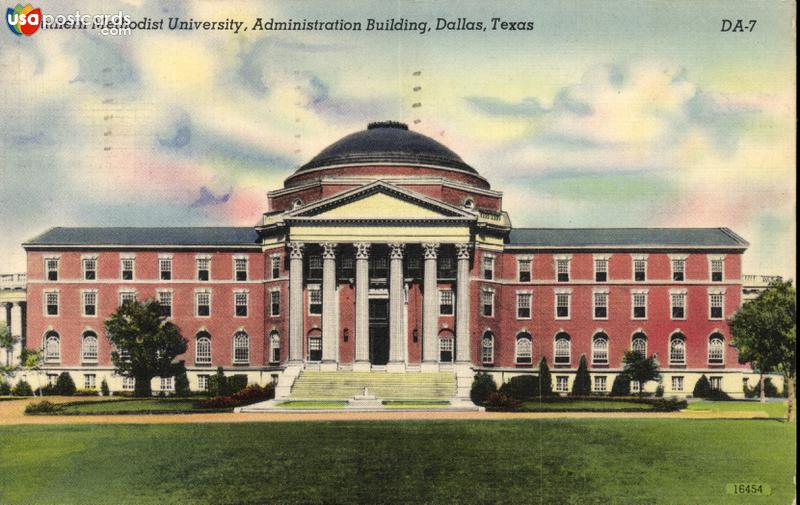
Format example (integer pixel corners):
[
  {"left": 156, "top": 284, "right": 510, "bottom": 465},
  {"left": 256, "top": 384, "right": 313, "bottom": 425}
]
[
  {"left": 538, "top": 357, "right": 553, "bottom": 397},
  {"left": 621, "top": 351, "right": 661, "bottom": 396},
  {"left": 105, "top": 299, "right": 187, "bottom": 397},
  {"left": 729, "top": 280, "right": 796, "bottom": 421},
  {"left": 0, "top": 321, "right": 19, "bottom": 367},
  {"left": 571, "top": 354, "right": 591, "bottom": 396}
]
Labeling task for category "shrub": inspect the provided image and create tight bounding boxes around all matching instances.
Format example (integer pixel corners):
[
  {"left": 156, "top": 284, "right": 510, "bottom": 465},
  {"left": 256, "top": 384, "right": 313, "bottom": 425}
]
[
  {"left": 229, "top": 374, "right": 248, "bottom": 394},
  {"left": 744, "top": 377, "right": 781, "bottom": 398},
  {"left": 197, "top": 383, "right": 275, "bottom": 410},
  {"left": 175, "top": 371, "right": 190, "bottom": 397},
  {"left": 25, "top": 400, "right": 63, "bottom": 414},
  {"left": 571, "top": 355, "right": 591, "bottom": 396},
  {"left": 499, "top": 374, "right": 540, "bottom": 401},
  {"left": 35, "top": 384, "right": 56, "bottom": 396},
  {"left": 100, "top": 379, "right": 110, "bottom": 396},
  {"left": 74, "top": 389, "right": 99, "bottom": 396},
  {"left": 655, "top": 384, "right": 664, "bottom": 397},
  {"left": 55, "top": 372, "right": 76, "bottom": 396},
  {"left": 208, "top": 367, "right": 228, "bottom": 397},
  {"left": 693, "top": 374, "right": 713, "bottom": 398},
  {"left": 0, "top": 380, "right": 10, "bottom": 396},
  {"left": 708, "top": 389, "right": 732, "bottom": 401},
  {"left": 470, "top": 372, "right": 498, "bottom": 406},
  {"left": 610, "top": 375, "right": 631, "bottom": 397},
  {"left": 484, "top": 392, "right": 522, "bottom": 411},
  {"left": 12, "top": 380, "right": 33, "bottom": 396},
  {"left": 197, "top": 396, "right": 240, "bottom": 409},
  {"left": 538, "top": 358, "right": 553, "bottom": 397}
]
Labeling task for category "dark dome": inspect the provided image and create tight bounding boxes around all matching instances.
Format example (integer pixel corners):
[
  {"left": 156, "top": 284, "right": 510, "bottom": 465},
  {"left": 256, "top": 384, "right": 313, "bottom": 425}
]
[{"left": 295, "top": 121, "right": 478, "bottom": 174}]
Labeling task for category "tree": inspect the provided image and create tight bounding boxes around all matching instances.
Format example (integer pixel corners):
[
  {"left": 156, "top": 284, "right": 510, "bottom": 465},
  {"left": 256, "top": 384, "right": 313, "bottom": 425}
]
[
  {"left": 100, "top": 378, "right": 110, "bottom": 396},
  {"left": 571, "top": 355, "right": 591, "bottom": 396},
  {"left": 610, "top": 375, "right": 631, "bottom": 396},
  {"left": 208, "top": 367, "right": 228, "bottom": 397},
  {"left": 0, "top": 321, "right": 19, "bottom": 367},
  {"left": 470, "top": 372, "right": 498, "bottom": 406},
  {"left": 21, "top": 349, "right": 43, "bottom": 397},
  {"left": 55, "top": 372, "right": 76, "bottom": 396},
  {"left": 105, "top": 299, "right": 188, "bottom": 398},
  {"left": 175, "top": 370, "right": 190, "bottom": 397},
  {"left": 621, "top": 351, "right": 661, "bottom": 396},
  {"left": 693, "top": 374, "right": 712, "bottom": 398},
  {"left": 538, "top": 357, "right": 553, "bottom": 397},
  {"left": 729, "top": 280, "right": 796, "bottom": 421}
]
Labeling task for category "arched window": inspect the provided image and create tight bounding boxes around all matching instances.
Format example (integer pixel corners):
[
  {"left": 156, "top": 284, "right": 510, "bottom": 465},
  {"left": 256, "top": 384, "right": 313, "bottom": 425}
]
[
  {"left": 81, "top": 332, "right": 98, "bottom": 362},
  {"left": 554, "top": 332, "right": 571, "bottom": 365},
  {"left": 196, "top": 332, "right": 212, "bottom": 365},
  {"left": 669, "top": 333, "right": 686, "bottom": 365},
  {"left": 592, "top": 333, "right": 609, "bottom": 365},
  {"left": 708, "top": 333, "right": 724, "bottom": 364},
  {"left": 631, "top": 332, "right": 647, "bottom": 356},
  {"left": 233, "top": 331, "right": 249, "bottom": 364},
  {"left": 44, "top": 331, "right": 60, "bottom": 362},
  {"left": 269, "top": 331, "right": 281, "bottom": 364},
  {"left": 516, "top": 332, "right": 532, "bottom": 364},
  {"left": 308, "top": 330, "right": 322, "bottom": 361},
  {"left": 480, "top": 331, "right": 494, "bottom": 364},
  {"left": 439, "top": 334, "right": 454, "bottom": 362}
]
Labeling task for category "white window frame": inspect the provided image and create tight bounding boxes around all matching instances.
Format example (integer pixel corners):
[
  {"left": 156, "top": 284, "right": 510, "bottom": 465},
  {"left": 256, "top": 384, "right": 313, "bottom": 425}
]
[
  {"left": 195, "top": 289, "right": 211, "bottom": 318},
  {"left": 45, "top": 256, "right": 60, "bottom": 282},
  {"left": 119, "top": 290, "right": 137, "bottom": 307},
  {"left": 198, "top": 374, "right": 210, "bottom": 391},
  {"left": 81, "top": 333, "right": 98, "bottom": 362},
  {"left": 122, "top": 376, "right": 135, "bottom": 391},
  {"left": 196, "top": 334, "right": 212, "bottom": 365},
  {"left": 84, "top": 374, "right": 96, "bottom": 390},
  {"left": 669, "top": 254, "right": 688, "bottom": 282},
  {"left": 481, "top": 288, "right": 495, "bottom": 318},
  {"left": 439, "top": 289, "right": 455, "bottom": 316},
  {"left": 592, "top": 334, "right": 609, "bottom": 365},
  {"left": 82, "top": 256, "right": 98, "bottom": 281},
  {"left": 270, "top": 254, "right": 282, "bottom": 279},
  {"left": 515, "top": 334, "right": 533, "bottom": 365},
  {"left": 671, "top": 376, "right": 684, "bottom": 392},
  {"left": 710, "top": 376, "right": 722, "bottom": 391},
  {"left": 669, "top": 335, "right": 686, "bottom": 365},
  {"left": 670, "top": 289, "right": 687, "bottom": 320},
  {"left": 234, "top": 256, "right": 249, "bottom": 282},
  {"left": 269, "top": 289, "right": 281, "bottom": 317},
  {"left": 517, "top": 256, "right": 532, "bottom": 282},
  {"left": 159, "top": 255, "right": 173, "bottom": 281},
  {"left": 516, "top": 291, "right": 532, "bottom": 320},
  {"left": 708, "top": 334, "right": 725, "bottom": 365},
  {"left": 482, "top": 254, "right": 495, "bottom": 280},
  {"left": 709, "top": 255, "right": 725, "bottom": 282},
  {"left": 308, "top": 285, "right": 322, "bottom": 316},
  {"left": 592, "top": 289, "right": 609, "bottom": 320},
  {"left": 44, "top": 290, "right": 59, "bottom": 316},
  {"left": 631, "top": 289, "right": 648, "bottom": 320},
  {"left": 157, "top": 289, "right": 173, "bottom": 318},
  {"left": 555, "top": 376, "right": 569, "bottom": 393},
  {"left": 708, "top": 289, "right": 725, "bottom": 320},
  {"left": 234, "top": 290, "right": 249, "bottom": 318},
  {"left": 554, "top": 334, "right": 571, "bottom": 366},
  {"left": 630, "top": 380, "right": 641, "bottom": 394},
  {"left": 82, "top": 290, "right": 98, "bottom": 317},
  {"left": 269, "top": 332, "right": 281, "bottom": 363},
  {"left": 160, "top": 376, "right": 174, "bottom": 392},
  {"left": 555, "top": 289, "right": 572, "bottom": 320},
  {"left": 555, "top": 255, "right": 572, "bottom": 282},
  {"left": 439, "top": 336, "right": 454, "bottom": 363},
  {"left": 631, "top": 334, "right": 648, "bottom": 356},
  {"left": 120, "top": 255, "right": 135, "bottom": 281},
  {"left": 232, "top": 332, "right": 250, "bottom": 364},
  {"left": 44, "top": 332, "right": 60, "bottom": 362},
  {"left": 196, "top": 255, "right": 211, "bottom": 282},
  {"left": 632, "top": 254, "right": 648, "bottom": 282},
  {"left": 480, "top": 332, "right": 494, "bottom": 364},
  {"left": 593, "top": 375, "right": 607, "bottom": 392},
  {"left": 593, "top": 254, "right": 610, "bottom": 282}
]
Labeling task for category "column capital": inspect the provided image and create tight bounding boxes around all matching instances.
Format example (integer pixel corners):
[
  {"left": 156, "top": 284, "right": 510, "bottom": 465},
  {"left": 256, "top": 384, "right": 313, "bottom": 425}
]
[
  {"left": 455, "top": 243, "right": 472, "bottom": 260},
  {"left": 321, "top": 242, "right": 337, "bottom": 259},
  {"left": 422, "top": 243, "right": 439, "bottom": 260},
  {"left": 288, "top": 242, "right": 305, "bottom": 259},
  {"left": 388, "top": 243, "right": 405, "bottom": 260},
  {"left": 353, "top": 242, "right": 371, "bottom": 260}
]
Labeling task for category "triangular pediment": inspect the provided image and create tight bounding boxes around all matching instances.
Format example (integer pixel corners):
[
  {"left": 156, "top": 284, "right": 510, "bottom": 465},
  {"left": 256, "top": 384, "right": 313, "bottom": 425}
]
[{"left": 286, "top": 181, "right": 474, "bottom": 220}]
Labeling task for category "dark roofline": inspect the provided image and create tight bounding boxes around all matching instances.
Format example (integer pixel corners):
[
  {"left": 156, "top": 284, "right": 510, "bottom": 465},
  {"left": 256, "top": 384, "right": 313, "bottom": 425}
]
[
  {"left": 23, "top": 226, "right": 262, "bottom": 249},
  {"left": 506, "top": 227, "right": 749, "bottom": 249}
]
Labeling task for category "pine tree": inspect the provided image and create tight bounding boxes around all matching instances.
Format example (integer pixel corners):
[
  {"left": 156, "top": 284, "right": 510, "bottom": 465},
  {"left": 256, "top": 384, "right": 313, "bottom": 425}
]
[
  {"left": 538, "top": 357, "right": 552, "bottom": 396},
  {"left": 571, "top": 354, "right": 591, "bottom": 396},
  {"left": 55, "top": 372, "right": 76, "bottom": 396}
]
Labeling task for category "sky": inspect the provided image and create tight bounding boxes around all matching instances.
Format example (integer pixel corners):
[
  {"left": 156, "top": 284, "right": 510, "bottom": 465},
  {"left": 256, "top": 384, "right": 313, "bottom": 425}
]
[{"left": 0, "top": 0, "right": 795, "bottom": 278}]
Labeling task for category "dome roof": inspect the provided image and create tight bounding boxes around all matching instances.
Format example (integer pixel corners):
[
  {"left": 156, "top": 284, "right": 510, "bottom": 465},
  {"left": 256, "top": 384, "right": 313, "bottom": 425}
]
[{"left": 295, "top": 121, "right": 478, "bottom": 175}]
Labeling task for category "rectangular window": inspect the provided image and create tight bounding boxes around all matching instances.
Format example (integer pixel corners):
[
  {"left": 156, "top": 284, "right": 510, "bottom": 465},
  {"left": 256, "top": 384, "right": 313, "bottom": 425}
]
[
  {"left": 672, "top": 259, "right": 685, "bottom": 282},
  {"left": 84, "top": 374, "right": 96, "bottom": 390},
  {"left": 119, "top": 291, "right": 136, "bottom": 307},
  {"left": 308, "top": 256, "right": 323, "bottom": 280},
  {"left": 671, "top": 293, "right": 686, "bottom": 319},
  {"left": 198, "top": 375, "right": 209, "bottom": 391},
  {"left": 439, "top": 289, "right": 454, "bottom": 316},
  {"left": 556, "top": 292, "right": 570, "bottom": 319},
  {"left": 82, "top": 291, "right": 97, "bottom": 317},
  {"left": 593, "top": 376, "right": 607, "bottom": 392},
  {"left": 518, "top": 259, "right": 532, "bottom": 282},
  {"left": 630, "top": 381, "right": 641, "bottom": 394},
  {"left": 160, "top": 376, "right": 174, "bottom": 391},
  {"left": 271, "top": 255, "right": 281, "bottom": 279},
  {"left": 83, "top": 258, "right": 97, "bottom": 280},
  {"left": 709, "top": 293, "right": 724, "bottom": 319},
  {"left": 671, "top": 376, "right": 684, "bottom": 392},
  {"left": 235, "top": 258, "right": 248, "bottom": 281},
  {"left": 406, "top": 257, "right": 421, "bottom": 278},
  {"left": 121, "top": 257, "right": 135, "bottom": 280},
  {"left": 369, "top": 256, "right": 387, "bottom": 279},
  {"left": 632, "top": 292, "right": 647, "bottom": 319},
  {"left": 339, "top": 256, "right": 355, "bottom": 279},
  {"left": 481, "top": 290, "right": 494, "bottom": 317},
  {"left": 45, "top": 291, "right": 59, "bottom": 316},
  {"left": 482, "top": 256, "right": 494, "bottom": 280},
  {"left": 556, "top": 259, "right": 570, "bottom": 282},
  {"left": 270, "top": 290, "right": 281, "bottom": 317},
  {"left": 234, "top": 292, "right": 248, "bottom": 317},
  {"left": 594, "top": 259, "right": 608, "bottom": 282},
  {"left": 122, "top": 377, "right": 135, "bottom": 391},
  {"left": 516, "top": 292, "right": 531, "bottom": 319},
  {"left": 159, "top": 258, "right": 172, "bottom": 281},
  {"left": 47, "top": 374, "right": 58, "bottom": 386},
  {"left": 710, "top": 259, "right": 724, "bottom": 282},
  {"left": 710, "top": 376, "right": 722, "bottom": 391},
  {"left": 555, "top": 376, "right": 569, "bottom": 393},
  {"left": 634, "top": 258, "right": 647, "bottom": 282},
  {"left": 196, "top": 291, "right": 210, "bottom": 317},
  {"left": 46, "top": 258, "right": 59, "bottom": 281},
  {"left": 438, "top": 257, "right": 455, "bottom": 279},
  {"left": 158, "top": 291, "right": 172, "bottom": 318},
  {"left": 309, "top": 287, "right": 322, "bottom": 315},
  {"left": 196, "top": 258, "right": 210, "bottom": 281},
  {"left": 593, "top": 292, "right": 608, "bottom": 319}
]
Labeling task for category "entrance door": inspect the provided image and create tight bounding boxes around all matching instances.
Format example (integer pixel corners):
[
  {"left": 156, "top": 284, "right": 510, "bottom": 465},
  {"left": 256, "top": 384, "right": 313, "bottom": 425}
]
[{"left": 369, "top": 299, "right": 389, "bottom": 365}]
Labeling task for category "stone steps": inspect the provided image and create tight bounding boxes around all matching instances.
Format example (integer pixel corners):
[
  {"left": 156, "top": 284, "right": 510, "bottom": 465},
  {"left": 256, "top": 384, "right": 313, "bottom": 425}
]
[{"left": 289, "top": 371, "right": 456, "bottom": 400}]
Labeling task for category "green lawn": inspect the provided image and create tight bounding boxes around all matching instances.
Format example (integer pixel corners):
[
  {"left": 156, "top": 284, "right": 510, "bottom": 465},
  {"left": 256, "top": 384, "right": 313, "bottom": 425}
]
[
  {"left": 686, "top": 400, "right": 789, "bottom": 418},
  {"left": 518, "top": 400, "right": 655, "bottom": 412},
  {"left": 277, "top": 400, "right": 346, "bottom": 409},
  {"left": 52, "top": 399, "right": 224, "bottom": 415},
  {"left": 0, "top": 419, "right": 794, "bottom": 505},
  {"left": 383, "top": 400, "right": 451, "bottom": 408}
]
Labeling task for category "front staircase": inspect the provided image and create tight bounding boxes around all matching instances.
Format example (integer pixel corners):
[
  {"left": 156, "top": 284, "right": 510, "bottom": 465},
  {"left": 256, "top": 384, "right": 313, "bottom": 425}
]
[{"left": 287, "top": 371, "right": 456, "bottom": 401}]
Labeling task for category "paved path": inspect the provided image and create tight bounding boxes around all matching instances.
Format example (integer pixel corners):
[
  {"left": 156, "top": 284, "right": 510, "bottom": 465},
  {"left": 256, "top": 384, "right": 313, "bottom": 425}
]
[{"left": 0, "top": 397, "right": 771, "bottom": 425}]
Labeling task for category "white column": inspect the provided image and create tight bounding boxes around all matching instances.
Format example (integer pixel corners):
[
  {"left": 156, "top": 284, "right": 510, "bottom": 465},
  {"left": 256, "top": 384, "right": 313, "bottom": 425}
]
[
  {"left": 422, "top": 243, "right": 439, "bottom": 367},
  {"left": 455, "top": 243, "right": 472, "bottom": 363},
  {"left": 321, "top": 242, "right": 338, "bottom": 368},
  {"left": 353, "top": 242, "right": 370, "bottom": 371},
  {"left": 288, "top": 242, "right": 304, "bottom": 363},
  {"left": 387, "top": 243, "right": 405, "bottom": 370}
]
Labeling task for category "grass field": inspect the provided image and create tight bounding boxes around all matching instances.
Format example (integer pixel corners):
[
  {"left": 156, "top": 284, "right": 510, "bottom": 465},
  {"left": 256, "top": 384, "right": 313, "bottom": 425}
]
[
  {"left": 686, "top": 400, "right": 789, "bottom": 418},
  {"left": 0, "top": 419, "right": 794, "bottom": 505},
  {"left": 517, "top": 400, "right": 655, "bottom": 412},
  {"left": 56, "top": 399, "right": 220, "bottom": 414}
]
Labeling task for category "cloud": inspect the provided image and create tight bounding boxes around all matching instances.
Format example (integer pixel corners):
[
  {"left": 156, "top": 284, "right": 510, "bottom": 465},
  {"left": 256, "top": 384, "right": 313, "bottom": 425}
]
[
  {"left": 465, "top": 96, "right": 547, "bottom": 117},
  {"left": 190, "top": 186, "right": 231, "bottom": 208}
]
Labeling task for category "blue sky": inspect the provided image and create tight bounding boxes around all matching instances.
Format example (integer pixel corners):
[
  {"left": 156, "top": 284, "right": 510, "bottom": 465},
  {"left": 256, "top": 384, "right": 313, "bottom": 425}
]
[{"left": 0, "top": 0, "right": 795, "bottom": 277}]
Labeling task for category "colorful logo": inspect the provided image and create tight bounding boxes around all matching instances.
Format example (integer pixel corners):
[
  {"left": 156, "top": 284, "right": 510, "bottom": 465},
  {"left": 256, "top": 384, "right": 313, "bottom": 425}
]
[{"left": 6, "top": 4, "right": 41, "bottom": 36}]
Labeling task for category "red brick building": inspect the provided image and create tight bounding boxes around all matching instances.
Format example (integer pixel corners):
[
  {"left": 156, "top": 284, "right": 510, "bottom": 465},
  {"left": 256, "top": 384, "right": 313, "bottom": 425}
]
[{"left": 23, "top": 121, "right": 751, "bottom": 397}]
